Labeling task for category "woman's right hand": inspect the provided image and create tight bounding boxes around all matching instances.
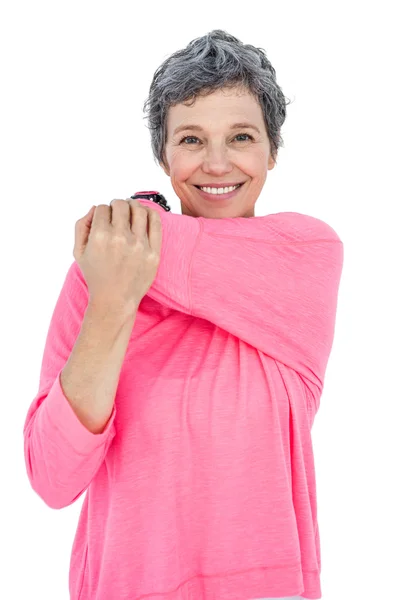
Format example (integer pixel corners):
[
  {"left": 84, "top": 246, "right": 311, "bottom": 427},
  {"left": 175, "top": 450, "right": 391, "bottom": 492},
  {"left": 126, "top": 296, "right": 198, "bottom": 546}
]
[{"left": 73, "top": 198, "right": 163, "bottom": 314}]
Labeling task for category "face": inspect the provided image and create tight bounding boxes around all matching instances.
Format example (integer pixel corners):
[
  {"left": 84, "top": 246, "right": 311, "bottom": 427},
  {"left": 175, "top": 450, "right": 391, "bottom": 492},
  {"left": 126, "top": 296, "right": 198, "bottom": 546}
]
[{"left": 161, "top": 86, "right": 276, "bottom": 218}]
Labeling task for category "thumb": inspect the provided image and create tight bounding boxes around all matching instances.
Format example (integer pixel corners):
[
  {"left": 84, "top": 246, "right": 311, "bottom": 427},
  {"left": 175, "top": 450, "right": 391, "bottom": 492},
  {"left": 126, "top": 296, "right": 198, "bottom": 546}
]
[
  {"left": 74, "top": 205, "right": 96, "bottom": 258},
  {"left": 84, "top": 205, "right": 96, "bottom": 227}
]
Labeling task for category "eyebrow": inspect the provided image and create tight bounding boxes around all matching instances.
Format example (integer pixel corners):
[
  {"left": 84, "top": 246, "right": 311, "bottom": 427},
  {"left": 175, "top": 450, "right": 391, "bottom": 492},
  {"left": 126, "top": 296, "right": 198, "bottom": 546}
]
[{"left": 173, "top": 122, "right": 261, "bottom": 136}]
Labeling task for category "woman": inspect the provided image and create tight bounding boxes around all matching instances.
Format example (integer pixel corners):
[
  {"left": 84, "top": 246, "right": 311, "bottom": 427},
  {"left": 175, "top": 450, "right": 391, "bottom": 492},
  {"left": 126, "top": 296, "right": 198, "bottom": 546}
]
[{"left": 23, "top": 30, "right": 343, "bottom": 600}]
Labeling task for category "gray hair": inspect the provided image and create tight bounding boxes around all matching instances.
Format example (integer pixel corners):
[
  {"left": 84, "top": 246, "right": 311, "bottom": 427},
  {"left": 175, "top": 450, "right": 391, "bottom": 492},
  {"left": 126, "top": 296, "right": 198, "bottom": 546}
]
[{"left": 143, "top": 30, "right": 293, "bottom": 167}]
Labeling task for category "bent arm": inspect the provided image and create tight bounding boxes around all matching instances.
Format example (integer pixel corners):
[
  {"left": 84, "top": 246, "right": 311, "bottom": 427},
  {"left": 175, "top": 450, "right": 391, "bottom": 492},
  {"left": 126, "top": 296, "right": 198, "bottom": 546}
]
[{"left": 139, "top": 199, "right": 344, "bottom": 394}]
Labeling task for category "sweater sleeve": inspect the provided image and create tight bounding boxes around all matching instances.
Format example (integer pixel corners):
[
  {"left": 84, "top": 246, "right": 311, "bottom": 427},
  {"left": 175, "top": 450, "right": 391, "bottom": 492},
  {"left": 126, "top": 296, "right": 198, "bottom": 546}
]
[
  {"left": 23, "top": 261, "right": 117, "bottom": 510},
  {"left": 138, "top": 199, "right": 344, "bottom": 398}
]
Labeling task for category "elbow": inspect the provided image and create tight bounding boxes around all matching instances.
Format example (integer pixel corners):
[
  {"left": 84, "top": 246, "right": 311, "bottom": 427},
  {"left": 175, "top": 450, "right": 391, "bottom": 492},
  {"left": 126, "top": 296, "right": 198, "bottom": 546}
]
[{"left": 23, "top": 440, "right": 84, "bottom": 510}]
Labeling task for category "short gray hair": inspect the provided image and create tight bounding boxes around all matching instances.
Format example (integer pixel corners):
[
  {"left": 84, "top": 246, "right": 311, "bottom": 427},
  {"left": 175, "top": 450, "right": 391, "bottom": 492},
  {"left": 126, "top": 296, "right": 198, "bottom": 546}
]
[{"left": 143, "top": 30, "right": 293, "bottom": 167}]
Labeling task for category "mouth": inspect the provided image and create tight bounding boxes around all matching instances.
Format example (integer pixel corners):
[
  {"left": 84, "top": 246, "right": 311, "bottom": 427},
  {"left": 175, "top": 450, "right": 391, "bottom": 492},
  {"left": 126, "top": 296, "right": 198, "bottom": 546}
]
[{"left": 194, "top": 182, "right": 245, "bottom": 201}]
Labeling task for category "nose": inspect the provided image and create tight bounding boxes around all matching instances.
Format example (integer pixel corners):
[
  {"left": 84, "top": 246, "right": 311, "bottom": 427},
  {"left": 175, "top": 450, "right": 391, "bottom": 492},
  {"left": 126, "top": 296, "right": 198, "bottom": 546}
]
[{"left": 202, "top": 143, "right": 233, "bottom": 177}]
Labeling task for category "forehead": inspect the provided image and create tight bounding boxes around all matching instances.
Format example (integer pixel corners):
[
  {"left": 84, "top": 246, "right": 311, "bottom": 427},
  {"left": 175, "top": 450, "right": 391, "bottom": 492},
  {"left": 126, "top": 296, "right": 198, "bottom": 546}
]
[{"left": 167, "top": 87, "right": 264, "bottom": 133}]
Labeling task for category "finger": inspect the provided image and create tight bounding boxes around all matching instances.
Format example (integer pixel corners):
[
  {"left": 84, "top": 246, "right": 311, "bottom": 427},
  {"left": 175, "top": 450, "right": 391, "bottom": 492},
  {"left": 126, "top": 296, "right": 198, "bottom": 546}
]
[
  {"left": 109, "top": 199, "right": 130, "bottom": 230},
  {"left": 147, "top": 208, "right": 162, "bottom": 255},
  {"left": 92, "top": 203, "right": 113, "bottom": 228},
  {"left": 128, "top": 199, "right": 149, "bottom": 237}
]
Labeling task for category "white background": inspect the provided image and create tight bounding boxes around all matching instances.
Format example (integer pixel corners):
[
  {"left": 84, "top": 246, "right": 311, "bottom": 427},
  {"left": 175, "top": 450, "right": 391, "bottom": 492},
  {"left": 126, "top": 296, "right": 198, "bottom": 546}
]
[{"left": 1, "top": 1, "right": 399, "bottom": 599}]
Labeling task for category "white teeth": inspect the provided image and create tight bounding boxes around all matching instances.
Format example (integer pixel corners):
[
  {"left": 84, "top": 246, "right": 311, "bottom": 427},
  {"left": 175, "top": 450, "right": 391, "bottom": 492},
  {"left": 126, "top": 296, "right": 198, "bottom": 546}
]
[{"left": 199, "top": 184, "right": 240, "bottom": 194}]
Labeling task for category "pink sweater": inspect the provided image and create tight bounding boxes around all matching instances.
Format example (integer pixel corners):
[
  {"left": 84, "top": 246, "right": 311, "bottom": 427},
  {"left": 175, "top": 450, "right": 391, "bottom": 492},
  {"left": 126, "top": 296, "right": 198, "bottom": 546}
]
[{"left": 23, "top": 197, "right": 344, "bottom": 600}]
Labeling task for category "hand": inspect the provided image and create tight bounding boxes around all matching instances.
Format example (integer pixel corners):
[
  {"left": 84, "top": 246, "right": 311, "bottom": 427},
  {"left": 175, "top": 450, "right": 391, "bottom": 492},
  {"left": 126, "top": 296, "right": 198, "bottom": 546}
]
[{"left": 73, "top": 198, "right": 162, "bottom": 314}]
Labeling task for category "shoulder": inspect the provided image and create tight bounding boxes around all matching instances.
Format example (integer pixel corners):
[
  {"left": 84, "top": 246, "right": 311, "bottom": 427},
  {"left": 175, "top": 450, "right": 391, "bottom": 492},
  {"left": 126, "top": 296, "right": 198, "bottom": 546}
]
[{"left": 266, "top": 211, "right": 343, "bottom": 245}]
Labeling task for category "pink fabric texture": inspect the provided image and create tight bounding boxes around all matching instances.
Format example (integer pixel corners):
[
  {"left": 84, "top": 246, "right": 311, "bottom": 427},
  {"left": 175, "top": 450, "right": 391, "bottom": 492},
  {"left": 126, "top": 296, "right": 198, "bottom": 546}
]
[{"left": 23, "top": 198, "right": 344, "bottom": 599}]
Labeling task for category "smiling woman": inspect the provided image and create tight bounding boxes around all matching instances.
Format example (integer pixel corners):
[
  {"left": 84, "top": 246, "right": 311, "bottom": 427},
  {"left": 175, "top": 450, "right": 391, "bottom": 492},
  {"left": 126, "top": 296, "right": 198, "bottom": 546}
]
[
  {"left": 22, "top": 28, "right": 341, "bottom": 600},
  {"left": 143, "top": 30, "right": 293, "bottom": 218}
]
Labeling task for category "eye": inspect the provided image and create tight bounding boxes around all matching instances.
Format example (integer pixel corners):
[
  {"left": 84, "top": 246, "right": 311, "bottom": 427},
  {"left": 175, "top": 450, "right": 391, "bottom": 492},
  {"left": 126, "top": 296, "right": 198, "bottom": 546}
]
[
  {"left": 234, "top": 133, "right": 253, "bottom": 142},
  {"left": 179, "top": 133, "right": 254, "bottom": 144},
  {"left": 179, "top": 135, "right": 199, "bottom": 144}
]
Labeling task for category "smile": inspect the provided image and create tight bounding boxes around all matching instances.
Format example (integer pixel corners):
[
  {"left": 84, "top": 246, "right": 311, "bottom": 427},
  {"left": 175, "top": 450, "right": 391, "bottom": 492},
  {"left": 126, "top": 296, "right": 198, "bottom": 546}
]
[{"left": 194, "top": 182, "right": 245, "bottom": 201}]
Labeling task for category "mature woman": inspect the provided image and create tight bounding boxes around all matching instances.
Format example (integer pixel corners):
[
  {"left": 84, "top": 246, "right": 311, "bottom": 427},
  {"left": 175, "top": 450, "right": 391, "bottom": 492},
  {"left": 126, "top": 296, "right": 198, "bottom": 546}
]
[{"left": 23, "top": 30, "right": 343, "bottom": 600}]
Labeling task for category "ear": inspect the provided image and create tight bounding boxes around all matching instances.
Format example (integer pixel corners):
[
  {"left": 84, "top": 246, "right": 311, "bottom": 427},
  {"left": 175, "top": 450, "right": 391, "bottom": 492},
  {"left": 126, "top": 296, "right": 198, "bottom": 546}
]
[
  {"left": 160, "top": 159, "right": 170, "bottom": 177},
  {"left": 268, "top": 155, "right": 276, "bottom": 170}
]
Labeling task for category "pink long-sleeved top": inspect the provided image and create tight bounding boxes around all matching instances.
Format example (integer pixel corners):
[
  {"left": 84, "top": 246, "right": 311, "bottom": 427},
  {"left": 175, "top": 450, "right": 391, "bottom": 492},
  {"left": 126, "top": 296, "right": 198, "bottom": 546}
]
[{"left": 23, "top": 197, "right": 344, "bottom": 600}]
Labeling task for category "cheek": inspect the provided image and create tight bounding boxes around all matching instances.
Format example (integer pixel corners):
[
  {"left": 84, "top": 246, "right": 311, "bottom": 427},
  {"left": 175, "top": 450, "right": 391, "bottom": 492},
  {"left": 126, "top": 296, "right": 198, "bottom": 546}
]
[
  {"left": 171, "top": 157, "right": 198, "bottom": 183},
  {"left": 247, "top": 153, "right": 268, "bottom": 179}
]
